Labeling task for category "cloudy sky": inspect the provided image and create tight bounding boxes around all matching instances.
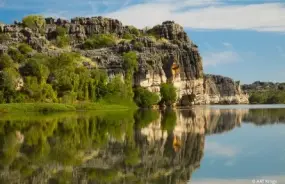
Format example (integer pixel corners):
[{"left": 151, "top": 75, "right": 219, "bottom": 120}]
[{"left": 1, "top": 0, "right": 285, "bottom": 84}]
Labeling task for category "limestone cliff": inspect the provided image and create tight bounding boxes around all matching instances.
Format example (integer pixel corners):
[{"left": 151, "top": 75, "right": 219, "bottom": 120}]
[{"left": 0, "top": 16, "right": 248, "bottom": 105}]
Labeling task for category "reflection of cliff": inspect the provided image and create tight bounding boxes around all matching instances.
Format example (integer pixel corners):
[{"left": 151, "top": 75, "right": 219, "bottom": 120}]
[
  {"left": 1, "top": 107, "right": 285, "bottom": 183},
  {"left": 137, "top": 109, "right": 205, "bottom": 184}
]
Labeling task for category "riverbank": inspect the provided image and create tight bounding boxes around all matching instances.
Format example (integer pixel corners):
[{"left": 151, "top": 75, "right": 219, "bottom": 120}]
[{"left": 0, "top": 103, "right": 135, "bottom": 113}]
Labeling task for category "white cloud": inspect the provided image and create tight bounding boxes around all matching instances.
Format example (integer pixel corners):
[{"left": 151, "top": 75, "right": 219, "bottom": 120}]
[
  {"left": 205, "top": 142, "right": 238, "bottom": 157},
  {"left": 203, "top": 50, "right": 240, "bottom": 66},
  {"left": 105, "top": 1, "right": 285, "bottom": 32},
  {"left": 223, "top": 42, "right": 232, "bottom": 47}
]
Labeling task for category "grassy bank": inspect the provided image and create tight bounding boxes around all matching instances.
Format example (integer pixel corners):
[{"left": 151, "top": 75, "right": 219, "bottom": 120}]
[{"left": 0, "top": 103, "right": 134, "bottom": 113}]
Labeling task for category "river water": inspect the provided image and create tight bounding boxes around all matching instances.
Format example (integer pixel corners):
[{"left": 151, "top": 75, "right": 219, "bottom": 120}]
[{"left": 0, "top": 105, "right": 284, "bottom": 184}]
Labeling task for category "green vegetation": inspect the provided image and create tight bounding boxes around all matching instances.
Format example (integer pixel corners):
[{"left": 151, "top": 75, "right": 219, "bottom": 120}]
[
  {"left": 249, "top": 91, "right": 285, "bottom": 104},
  {"left": 134, "top": 87, "right": 160, "bottom": 108},
  {"left": 133, "top": 41, "right": 144, "bottom": 50},
  {"left": 8, "top": 47, "right": 25, "bottom": 63},
  {"left": 0, "top": 103, "right": 131, "bottom": 113},
  {"left": 18, "top": 43, "right": 33, "bottom": 55},
  {"left": 55, "top": 26, "right": 68, "bottom": 37},
  {"left": 0, "top": 50, "right": 137, "bottom": 107},
  {"left": 0, "top": 54, "right": 14, "bottom": 70},
  {"left": 0, "top": 33, "right": 10, "bottom": 44},
  {"left": 128, "top": 26, "right": 140, "bottom": 36},
  {"left": 55, "top": 35, "right": 70, "bottom": 48},
  {"left": 122, "top": 33, "right": 134, "bottom": 40},
  {"left": 54, "top": 26, "right": 70, "bottom": 48},
  {"left": 82, "top": 34, "right": 117, "bottom": 49},
  {"left": 22, "top": 15, "right": 46, "bottom": 30},
  {"left": 160, "top": 83, "right": 177, "bottom": 106},
  {"left": 0, "top": 103, "right": 75, "bottom": 113}
]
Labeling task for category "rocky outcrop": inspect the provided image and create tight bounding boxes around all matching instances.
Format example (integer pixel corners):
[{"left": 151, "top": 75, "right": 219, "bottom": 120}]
[
  {"left": 0, "top": 16, "right": 248, "bottom": 105},
  {"left": 204, "top": 74, "right": 249, "bottom": 104}
]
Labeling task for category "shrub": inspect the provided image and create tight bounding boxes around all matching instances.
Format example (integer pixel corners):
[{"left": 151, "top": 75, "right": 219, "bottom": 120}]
[
  {"left": 122, "top": 33, "right": 134, "bottom": 40},
  {"left": 56, "top": 35, "right": 70, "bottom": 48},
  {"left": 0, "top": 54, "right": 14, "bottom": 70},
  {"left": 8, "top": 48, "right": 25, "bottom": 63},
  {"left": 158, "top": 38, "right": 169, "bottom": 44},
  {"left": 160, "top": 83, "right": 177, "bottom": 106},
  {"left": 0, "top": 34, "right": 10, "bottom": 44},
  {"left": 129, "top": 26, "right": 140, "bottom": 36},
  {"left": 22, "top": 15, "right": 46, "bottom": 30},
  {"left": 56, "top": 26, "right": 68, "bottom": 37},
  {"left": 18, "top": 43, "right": 33, "bottom": 55},
  {"left": 82, "top": 34, "right": 116, "bottom": 49},
  {"left": 20, "top": 58, "right": 50, "bottom": 83},
  {"left": 134, "top": 87, "right": 159, "bottom": 108},
  {"left": 134, "top": 42, "right": 144, "bottom": 50},
  {"left": 122, "top": 51, "right": 138, "bottom": 73}
]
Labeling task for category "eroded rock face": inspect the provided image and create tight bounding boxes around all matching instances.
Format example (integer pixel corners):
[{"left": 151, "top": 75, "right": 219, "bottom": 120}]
[
  {"left": 203, "top": 74, "right": 249, "bottom": 104},
  {"left": 0, "top": 16, "right": 248, "bottom": 104}
]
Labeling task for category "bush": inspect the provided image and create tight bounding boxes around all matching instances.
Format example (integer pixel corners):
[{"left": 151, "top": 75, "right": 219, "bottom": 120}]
[
  {"left": 160, "top": 83, "right": 177, "bottom": 106},
  {"left": 122, "top": 33, "right": 134, "bottom": 40},
  {"left": 134, "top": 87, "right": 159, "bottom": 108},
  {"left": 18, "top": 43, "right": 33, "bottom": 55},
  {"left": 122, "top": 51, "right": 138, "bottom": 73},
  {"left": 20, "top": 58, "right": 50, "bottom": 83},
  {"left": 8, "top": 48, "right": 25, "bottom": 63},
  {"left": 0, "top": 34, "right": 10, "bottom": 44},
  {"left": 0, "top": 54, "right": 14, "bottom": 70},
  {"left": 82, "top": 34, "right": 116, "bottom": 49},
  {"left": 56, "top": 26, "right": 68, "bottom": 37},
  {"left": 56, "top": 35, "right": 70, "bottom": 48},
  {"left": 129, "top": 26, "right": 140, "bottom": 36},
  {"left": 22, "top": 15, "right": 46, "bottom": 30},
  {"left": 134, "top": 42, "right": 144, "bottom": 50},
  {"left": 249, "top": 91, "right": 285, "bottom": 104}
]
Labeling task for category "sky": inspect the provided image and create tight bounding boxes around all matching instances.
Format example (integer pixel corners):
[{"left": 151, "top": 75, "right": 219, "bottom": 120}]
[{"left": 0, "top": 0, "right": 285, "bottom": 84}]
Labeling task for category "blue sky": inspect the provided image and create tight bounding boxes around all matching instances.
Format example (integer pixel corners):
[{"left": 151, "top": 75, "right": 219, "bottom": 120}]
[{"left": 1, "top": 0, "right": 285, "bottom": 84}]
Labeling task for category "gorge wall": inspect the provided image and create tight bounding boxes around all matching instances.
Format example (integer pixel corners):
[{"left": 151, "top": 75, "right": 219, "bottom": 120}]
[{"left": 0, "top": 16, "right": 249, "bottom": 105}]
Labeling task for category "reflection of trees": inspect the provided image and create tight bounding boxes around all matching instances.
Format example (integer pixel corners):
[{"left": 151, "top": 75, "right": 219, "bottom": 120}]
[
  {"left": 1, "top": 107, "right": 283, "bottom": 183},
  {"left": 243, "top": 108, "right": 285, "bottom": 125}
]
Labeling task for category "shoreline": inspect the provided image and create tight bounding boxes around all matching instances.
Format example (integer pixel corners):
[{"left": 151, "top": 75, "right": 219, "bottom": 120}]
[{"left": 0, "top": 103, "right": 135, "bottom": 113}]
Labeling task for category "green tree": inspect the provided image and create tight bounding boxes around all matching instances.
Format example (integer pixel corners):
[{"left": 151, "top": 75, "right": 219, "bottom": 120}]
[
  {"left": 123, "top": 51, "right": 138, "bottom": 74},
  {"left": 8, "top": 48, "right": 25, "bottom": 63},
  {"left": 0, "top": 54, "right": 14, "bottom": 70},
  {"left": 134, "top": 87, "right": 159, "bottom": 108},
  {"left": 56, "top": 35, "right": 70, "bottom": 48},
  {"left": 18, "top": 43, "right": 33, "bottom": 55},
  {"left": 56, "top": 26, "right": 68, "bottom": 37},
  {"left": 20, "top": 58, "right": 50, "bottom": 83},
  {"left": 160, "top": 83, "right": 177, "bottom": 106},
  {"left": 22, "top": 15, "right": 46, "bottom": 30}
]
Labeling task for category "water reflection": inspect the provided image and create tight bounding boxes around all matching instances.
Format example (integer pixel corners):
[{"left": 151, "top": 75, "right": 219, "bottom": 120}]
[{"left": 0, "top": 107, "right": 285, "bottom": 183}]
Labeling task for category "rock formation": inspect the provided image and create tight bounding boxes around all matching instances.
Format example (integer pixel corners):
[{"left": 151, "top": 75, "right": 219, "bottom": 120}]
[{"left": 0, "top": 16, "right": 249, "bottom": 105}]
